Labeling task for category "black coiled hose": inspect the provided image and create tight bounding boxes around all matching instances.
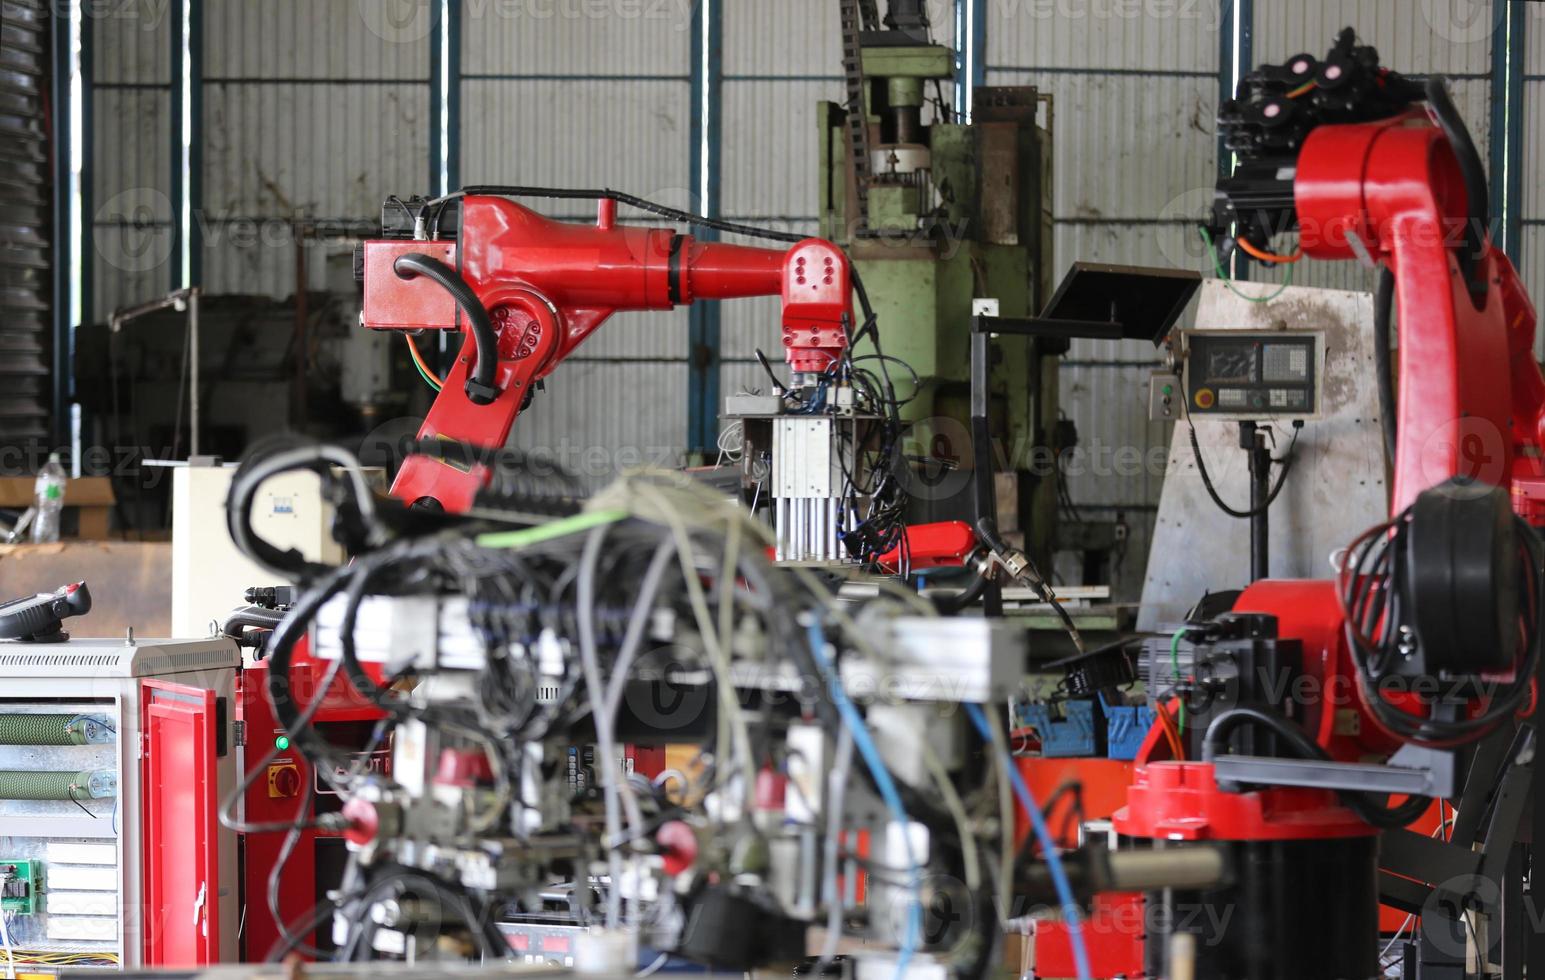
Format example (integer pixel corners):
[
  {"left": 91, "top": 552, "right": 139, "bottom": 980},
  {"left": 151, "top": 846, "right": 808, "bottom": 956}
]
[{"left": 393, "top": 253, "right": 500, "bottom": 405}]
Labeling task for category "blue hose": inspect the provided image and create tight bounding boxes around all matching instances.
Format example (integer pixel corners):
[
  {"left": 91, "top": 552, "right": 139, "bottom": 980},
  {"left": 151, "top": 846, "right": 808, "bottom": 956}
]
[
  {"left": 806, "top": 620, "right": 921, "bottom": 980},
  {"left": 965, "top": 701, "right": 1093, "bottom": 980}
]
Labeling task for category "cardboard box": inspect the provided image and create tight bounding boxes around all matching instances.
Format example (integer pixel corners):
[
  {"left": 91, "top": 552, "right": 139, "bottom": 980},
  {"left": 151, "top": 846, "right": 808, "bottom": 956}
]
[{"left": 0, "top": 476, "right": 117, "bottom": 540}]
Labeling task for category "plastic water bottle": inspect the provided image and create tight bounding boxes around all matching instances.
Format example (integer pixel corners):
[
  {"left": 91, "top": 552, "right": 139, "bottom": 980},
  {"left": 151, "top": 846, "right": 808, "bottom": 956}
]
[{"left": 31, "top": 453, "right": 66, "bottom": 543}]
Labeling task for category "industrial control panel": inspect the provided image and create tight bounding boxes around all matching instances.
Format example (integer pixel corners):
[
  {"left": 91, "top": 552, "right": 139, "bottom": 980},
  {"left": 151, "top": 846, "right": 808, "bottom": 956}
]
[{"left": 1180, "top": 330, "right": 1323, "bottom": 420}]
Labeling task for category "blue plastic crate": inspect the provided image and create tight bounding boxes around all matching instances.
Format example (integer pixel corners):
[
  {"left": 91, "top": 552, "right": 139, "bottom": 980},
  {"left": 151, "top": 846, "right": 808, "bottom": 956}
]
[{"left": 1020, "top": 699, "right": 1098, "bottom": 757}]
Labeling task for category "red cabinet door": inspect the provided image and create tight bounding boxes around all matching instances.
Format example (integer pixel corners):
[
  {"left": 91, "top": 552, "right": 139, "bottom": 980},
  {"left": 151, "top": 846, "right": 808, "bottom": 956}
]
[{"left": 141, "top": 679, "right": 221, "bottom": 966}]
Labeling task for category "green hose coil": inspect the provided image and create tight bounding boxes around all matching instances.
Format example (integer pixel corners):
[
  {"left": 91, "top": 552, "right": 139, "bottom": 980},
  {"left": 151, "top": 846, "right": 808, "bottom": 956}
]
[
  {"left": 0, "top": 769, "right": 117, "bottom": 800},
  {"left": 0, "top": 713, "right": 110, "bottom": 746}
]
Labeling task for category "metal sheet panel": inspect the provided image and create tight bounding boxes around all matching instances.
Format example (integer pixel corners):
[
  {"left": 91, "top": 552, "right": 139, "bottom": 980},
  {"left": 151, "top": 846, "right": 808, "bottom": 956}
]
[
  {"left": 92, "top": 89, "right": 176, "bottom": 317},
  {"left": 204, "top": 0, "right": 431, "bottom": 79},
  {"left": 200, "top": 81, "right": 430, "bottom": 296},
  {"left": 1520, "top": 79, "right": 1545, "bottom": 218},
  {"left": 725, "top": 0, "right": 952, "bottom": 76},
  {"left": 199, "top": 1, "right": 432, "bottom": 298},
  {"left": 92, "top": 0, "right": 172, "bottom": 84},
  {"left": 1138, "top": 281, "right": 1386, "bottom": 631},
  {"left": 1525, "top": 2, "right": 1545, "bottom": 73},
  {"left": 90, "top": 5, "right": 175, "bottom": 322},
  {"left": 463, "top": 0, "right": 692, "bottom": 75},
  {"left": 504, "top": 360, "right": 690, "bottom": 486},
  {"left": 1253, "top": 1, "right": 1493, "bottom": 75},
  {"left": 459, "top": 79, "right": 689, "bottom": 196},
  {"left": 986, "top": 0, "right": 1219, "bottom": 73}
]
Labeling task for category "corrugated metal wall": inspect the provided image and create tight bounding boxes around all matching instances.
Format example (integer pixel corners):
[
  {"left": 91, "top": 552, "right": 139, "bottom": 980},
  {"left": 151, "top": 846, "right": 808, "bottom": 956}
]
[
  {"left": 459, "top": 1, "right": 694, "bottom": 474},
  {"left": 200, "top": 0, "right": 432, "bottom": 298},
  {"left": 1523, "top": 6, "right": 1545, "bottom": 314},
  {"left": 90, "top": 0, "right": 174, "bottom": 321}
]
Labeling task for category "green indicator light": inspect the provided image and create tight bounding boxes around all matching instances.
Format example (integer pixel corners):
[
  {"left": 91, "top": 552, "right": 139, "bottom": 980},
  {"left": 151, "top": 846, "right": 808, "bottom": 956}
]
[
  {"left": 1162, "top": 384, "right": 1174, "bottom": 396},
  {"left": 274, "top": 735, "right": 291, "bottom": 751}
]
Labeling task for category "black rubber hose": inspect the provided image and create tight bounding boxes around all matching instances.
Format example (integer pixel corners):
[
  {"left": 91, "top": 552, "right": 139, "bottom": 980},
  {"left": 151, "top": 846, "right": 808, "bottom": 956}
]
[
  {"left": 1373, "top": 266, "right": 1398, "bottom": 462},
  {"left": 220, "top": 605, "right": 286, "bottom": 649},
  {"left": 1188, "top": 423, "right": 1298, "bottom": 519},
  {"left": 393, "top": 253, "right": 500, "bottom": 405},
  {"left": 1424, "top": 76, "right": 1490, "bottom": 302},
  {"left": 1201, "top": 707, "right": 1430, "bottom": 831},
  {"left": 932, "top": 571, "right": 989, "bottom": 615}
]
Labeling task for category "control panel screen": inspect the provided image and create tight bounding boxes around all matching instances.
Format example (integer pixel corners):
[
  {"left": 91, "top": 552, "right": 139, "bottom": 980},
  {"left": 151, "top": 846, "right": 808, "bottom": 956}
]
[
  {"left": 1202, "top": 342, "right": 1257, "bottom": 385},
  {"left": 1183, "top": 331, "right": 1319, "bottom": 419}
]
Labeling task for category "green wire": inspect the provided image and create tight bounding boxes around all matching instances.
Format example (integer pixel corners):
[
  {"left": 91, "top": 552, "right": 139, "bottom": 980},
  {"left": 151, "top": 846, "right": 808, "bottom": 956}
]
[
  {"left": 1199, "top": 226, "right": 1294, "bottom": 303},
  {"left": 475, "top": 508, "right": 629, "bottom": 550},
  {"left": 1169, "top": 628, "right": 1187, "bottom": 734},
  {"left": 411, "top": 357, "right": 442, "bottom": 392}
]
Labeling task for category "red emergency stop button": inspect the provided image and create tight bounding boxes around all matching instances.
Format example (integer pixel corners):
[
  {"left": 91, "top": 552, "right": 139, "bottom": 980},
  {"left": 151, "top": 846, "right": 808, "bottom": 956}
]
[{"left": 1195, "top": 388, "right": 1216, "bottom": 409}]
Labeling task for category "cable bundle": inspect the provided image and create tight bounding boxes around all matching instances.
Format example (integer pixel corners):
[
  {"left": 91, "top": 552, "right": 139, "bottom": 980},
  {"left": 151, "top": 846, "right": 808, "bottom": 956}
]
[{"left": 1337, "top": 503, "right": 1541, "bottom": 747}]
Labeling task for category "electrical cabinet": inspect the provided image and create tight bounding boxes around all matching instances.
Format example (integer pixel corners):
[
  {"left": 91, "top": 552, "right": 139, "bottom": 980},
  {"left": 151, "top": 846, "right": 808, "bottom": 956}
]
[{"left": 0, "top": 637, "right": 239, "bottom": 971}]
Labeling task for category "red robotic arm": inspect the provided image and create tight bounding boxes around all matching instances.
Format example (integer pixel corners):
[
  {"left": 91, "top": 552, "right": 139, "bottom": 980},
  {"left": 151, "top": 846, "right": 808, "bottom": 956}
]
[
  {"left": 1294, "top": 113, "right": 1545, "bottom": 519},
  {"left": 361, "top": 195, "right": 852, "bottom": 511}
]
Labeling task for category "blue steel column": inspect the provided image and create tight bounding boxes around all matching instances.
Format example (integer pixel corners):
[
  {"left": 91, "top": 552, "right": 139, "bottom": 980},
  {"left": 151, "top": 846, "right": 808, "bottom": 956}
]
[
  {"left": 1489, "top": 0, "right": 1524, "bottom": 263},
  {"left": 431, "top": 0, "right": 462, "bottom": 196},
  {"left": 187, "top": 0, "right": 203, "bottom": 287},
  {"left": 688, "top": 0, "right": 722, "bottom": 455}
]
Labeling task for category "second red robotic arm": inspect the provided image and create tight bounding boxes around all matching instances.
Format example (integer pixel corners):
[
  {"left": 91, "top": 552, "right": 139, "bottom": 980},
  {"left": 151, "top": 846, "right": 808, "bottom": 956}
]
[{"left": 360, "top": 195, "right": 853, "bottom": 510}]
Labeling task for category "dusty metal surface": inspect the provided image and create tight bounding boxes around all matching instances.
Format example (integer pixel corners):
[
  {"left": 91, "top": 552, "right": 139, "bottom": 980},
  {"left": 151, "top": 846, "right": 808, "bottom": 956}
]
[
  {"left": 0, "top": 541, "right": 173, "bottom": 637},
  {"left": 1138, "top": 279, "right": 1386, "bottom": 631}
]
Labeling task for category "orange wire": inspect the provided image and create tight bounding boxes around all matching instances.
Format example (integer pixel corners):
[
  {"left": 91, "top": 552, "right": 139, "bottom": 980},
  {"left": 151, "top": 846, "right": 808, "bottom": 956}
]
[
  {"left": 404, "top": 334, "right": 445, "bottom": 388},
  {"left": 1287, "top": 80, "right": 1316, "bottom": 99},
  {"left": 1235, "top": 235, "right": 1304, "bottom": 264},
  {"left": 1153, "top": 699, "right": 1186, "bottom": 760}
]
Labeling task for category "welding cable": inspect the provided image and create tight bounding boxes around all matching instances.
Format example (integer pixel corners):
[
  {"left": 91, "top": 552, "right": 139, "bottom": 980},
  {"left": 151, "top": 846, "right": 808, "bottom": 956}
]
[
  {"left": 1199, "top": 707, "right": 1431, "bottom": 830},
  {"left": 1233, "top": 235, "right": 1303, "bottom": 265},
  {"left": 1200, "top": 226, "right": 1294, "bottom": 304},
  {"left": 1187, "top": 422, "right": 1300, "bottom": 520},
  {"left": 966, "top": 701, "right": 1092, "bottom": 980},
  {"left": 403, "top": 333, "right": 444, "bottom": 391},
  {"left": 392, "top": 253, "right": 499, "bottom": 405},
  {"left": 1424, "top": 76, "right": 1490, "bottom": 301},
  {"left": 805, "top": 618, "right": 922, "bottom": 980},
  {"left": 932, "top": 570, "right": 989, "bottom": 615},
  {"left": 1373, "top": 265, "right": 1398, "bottom": 461}
]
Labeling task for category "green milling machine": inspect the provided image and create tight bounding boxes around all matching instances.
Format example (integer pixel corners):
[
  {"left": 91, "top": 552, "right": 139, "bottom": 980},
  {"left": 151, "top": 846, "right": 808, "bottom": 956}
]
[{"left": 818, "top": 1, "right": 1067, "bottom": 572}]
